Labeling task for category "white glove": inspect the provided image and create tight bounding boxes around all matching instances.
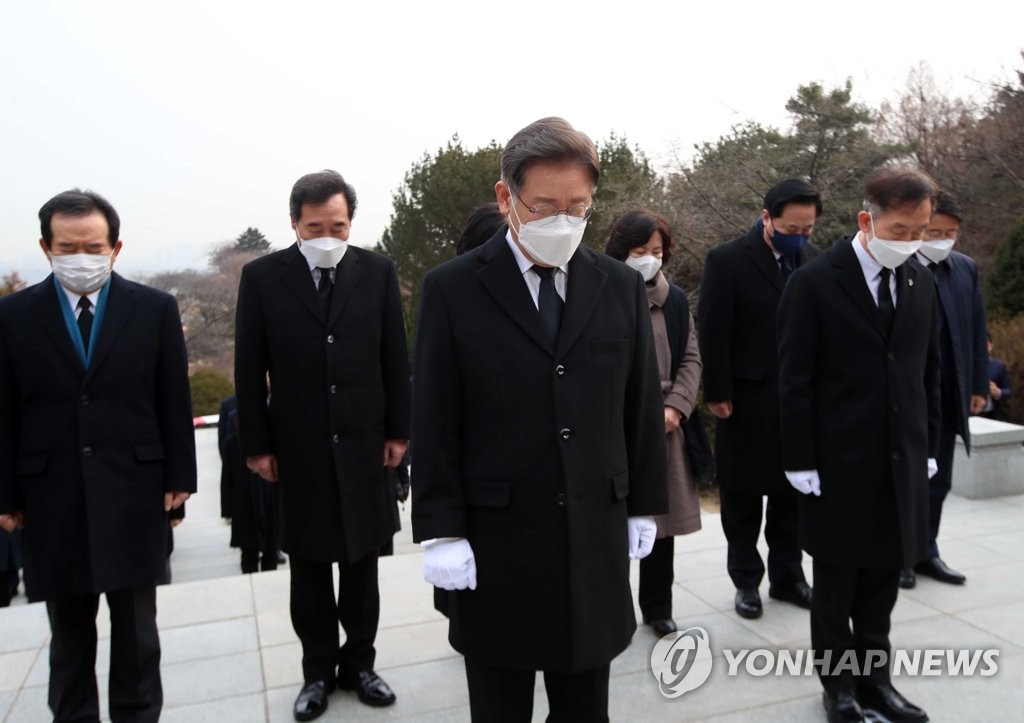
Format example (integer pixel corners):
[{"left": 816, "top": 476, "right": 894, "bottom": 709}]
[
  {"left": 627, "top": 516, "right": 657, "bottom": 560},
  {"left": 785, "top": 470, "right": 822, "bottom": 497},
  {"left": 927, "top": 458, "right": 938, "bottom": 479},
  {"left": 421, "top": 538, "right": 477, "bottom": 590}
]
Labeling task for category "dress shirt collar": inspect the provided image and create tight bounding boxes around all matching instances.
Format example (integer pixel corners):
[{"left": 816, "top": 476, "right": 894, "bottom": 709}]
[{"left": 504, "top": 229, "right": 568, "bottom": 277}]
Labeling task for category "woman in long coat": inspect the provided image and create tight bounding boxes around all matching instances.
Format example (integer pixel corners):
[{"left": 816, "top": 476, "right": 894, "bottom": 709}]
[{"left": 606, "top": 209, "right": 703, "bottom": 635}]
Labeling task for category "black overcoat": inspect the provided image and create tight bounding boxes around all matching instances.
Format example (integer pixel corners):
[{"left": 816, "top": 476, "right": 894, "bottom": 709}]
[
  {"left": 411, "top": 232, "right": 667, "bottom": 674},
  {"left": 234, "top": 244, "right": 410, "bottom": 563},
  {"left": 777, "top": 237, "right": 941, "bottom": 569},
  {"left": 0, "top": 273, "right": 197, "bottom": 600},
  {"left": 697, "top": 222, "right": 819, "bottom": 494}
]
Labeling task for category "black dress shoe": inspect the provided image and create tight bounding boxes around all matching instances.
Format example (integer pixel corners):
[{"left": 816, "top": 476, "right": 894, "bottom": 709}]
[
  {"left": 645, "top": 618, "right": 678, "bottom": 636},
  {"left": 338, "top": 670, "right": 396, "bottom": 707},
  {"left": 823, "top": 690, "right": 866, "bottom": 723},
  {"left": 768, "top": 580, "right": 813, "bottom": 609},
  {"left": 914, "top": 557, "right": 966, "bottom": 585},
  {"left": 293, "top": 680, "right": 332, "bottom": 722},
  {"left": 735, "top": 588, "right": 762, "bottom": 619},
  {"left": 857, "top": 681, "right": 928, "bottom": 722},
  {"left": 899, "top": 568, "right": 916, "bottom": 589}
]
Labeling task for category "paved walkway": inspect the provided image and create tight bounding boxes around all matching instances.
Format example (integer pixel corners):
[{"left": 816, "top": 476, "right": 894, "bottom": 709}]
[{"left": 1, "top": 427, "right": 1022, "bottom": 721}]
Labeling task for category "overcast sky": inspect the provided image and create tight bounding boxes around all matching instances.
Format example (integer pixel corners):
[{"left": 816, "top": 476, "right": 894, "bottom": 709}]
[{"left": 3, "top": 0, "right": 1021, "bottom": 284}]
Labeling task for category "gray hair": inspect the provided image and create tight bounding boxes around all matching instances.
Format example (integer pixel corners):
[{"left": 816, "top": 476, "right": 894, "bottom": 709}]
[{"left": 500, "top": 117, "right": 600, "bottom": 195}]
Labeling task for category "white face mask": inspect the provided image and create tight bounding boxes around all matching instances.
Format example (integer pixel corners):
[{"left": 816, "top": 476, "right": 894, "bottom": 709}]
[
  {"left": 918, "top": 238, "right": 956, "bottom": 264},
  {"left": 297, "top": 235, "right": 347, "bottom": 269},
  {"left": 625, "top": 254, "right": 662, "bottom": 282},
  {"left": 866, "top": 216, "right": 922, "bottom": 270},
  {"left": 509, "top": 202, "right": 586, "bottom": 268},
  {"left": 50, "top": 253, "right": 114, "bottom": 293}
]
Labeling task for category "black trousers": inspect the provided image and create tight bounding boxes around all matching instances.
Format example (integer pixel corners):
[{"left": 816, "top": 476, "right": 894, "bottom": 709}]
[
  {"left": 464, "top": 657, "right": 610, "bottom": 723},
  {"left": 639, "top": 536, "right": 674, "bottom": 621},
  {"left": 810, "top": 558, "right": 899, "bottom": 695},
  {"left": 927, "top": 411, "right": 957, "bottom": 559},
  {"left": 46, "top": 585, "right": 162, "bottom": 723},
  {"left": 289, "top": 552, "right": 380, "bottom": 683},
  {"left": 719, "top": 486, "right": 804, "bottom": 589}
]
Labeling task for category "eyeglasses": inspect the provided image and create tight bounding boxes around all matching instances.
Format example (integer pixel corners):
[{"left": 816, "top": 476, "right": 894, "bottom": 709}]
[{"left": 514, "top": 193, "right": 595, "bottom": 227}]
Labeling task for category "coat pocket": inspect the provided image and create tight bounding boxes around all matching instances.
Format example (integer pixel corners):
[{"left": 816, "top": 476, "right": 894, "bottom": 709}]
[
  {"left": 611, "top": 470, "right": 629, "bottom": 501},
  {"left": 591, "top": 338, "right": 629, "bottom": 352},
  {"left": 16, "top": 454, "right": 46, "bottom": 476},
  {"left": 133, "top": 442, "right": 165, "bottom": 462},
  {"left": 464, "top": 478, "right": 510, "bottom": 508}
]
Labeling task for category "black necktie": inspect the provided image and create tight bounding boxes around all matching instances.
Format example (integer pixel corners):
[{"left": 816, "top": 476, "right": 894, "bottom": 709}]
[
  {"left": 877, "top": 268, "right": 894, "bottom": 336},
  {"left": 532, "top": 265, "right": 563, "bottom": 343},
  {"left": 316, "top": 267, "right": 333, "bottom": 309},
  {"left": 77, "top": 296, "right": 93, "bottom": 349},
  {"left": 779, "top": 255, "right": 794, "bottom": 282}
]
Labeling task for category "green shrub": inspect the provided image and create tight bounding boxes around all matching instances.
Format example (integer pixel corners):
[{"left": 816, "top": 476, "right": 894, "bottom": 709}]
[{"left": 189, "top": 368, "right": 233, "bottom": 416}]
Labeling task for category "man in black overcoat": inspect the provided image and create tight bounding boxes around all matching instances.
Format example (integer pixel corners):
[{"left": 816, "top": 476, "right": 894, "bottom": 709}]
[
  {"left": 0, "top": 189, "right": 196, "bottom": 722},
  {"left": 234, "top": 170, "right": 410, "bottom": 722},
  {"left": 697, "top": 179, "right": 821, "bottom": 619},
  {"left": 778, "top": 166, "right": 941, "bottom": 723},
  {"left": 411, "top": 117, "right": 667, "bottom": 723}
]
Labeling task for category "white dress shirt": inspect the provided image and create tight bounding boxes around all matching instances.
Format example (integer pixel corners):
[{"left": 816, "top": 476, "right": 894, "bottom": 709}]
[
  {"left": 505, "top": 230, "right": 567, "bottom": 308},
  {"left": 59, "top": 285, "right": 101, "bottom": 320},
  {"left": 851, "top": 232, "right": 898, "bottom": 307}
]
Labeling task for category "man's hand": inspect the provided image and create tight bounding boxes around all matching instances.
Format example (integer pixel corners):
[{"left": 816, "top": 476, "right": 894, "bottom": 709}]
[
  {"left": 785, "top": 470, "right": 821, "bottom": 496},
  {"left": 970, "top": 394, "right": 987, "bottom": 415},
  {"left": 383, "top": 439, "right": 408, "bottom": 468},
  {"left": 163, "top": 491, "right": 190, "bottom": 512},
  {"left": 708, "top": 400, "right": 733, "bottom": 419},
  {"left": 0, "top": 512, "right": 24, "bottom": 532},
  {"left": 247, "top": 454, "right": 279, "bottom": 482},
  {"left": 422, "top": 538, "right": 477, "bottom": 590},
  {"left": 664, "top": 406, "right": 683, "bottom": 434},
  {"left": 627, "top": 517, "right": 657, "bottom": 560},
  {"left": 170, "top": 518, "right": 183, "bottom": 529},
  {"left": 989, "top": 381, "right": 1002, "bottom": 400}
]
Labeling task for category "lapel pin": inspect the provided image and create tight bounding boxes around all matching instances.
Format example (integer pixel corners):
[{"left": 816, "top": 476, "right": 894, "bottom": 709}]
[{"left": 908, "top": 278, "right": 914, "bottom": 287}]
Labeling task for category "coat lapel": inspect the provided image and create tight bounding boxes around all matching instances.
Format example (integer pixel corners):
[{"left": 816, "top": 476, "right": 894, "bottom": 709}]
[
  {"left": 327, "top": 247, "right": 363, "bottom": 328},
  {"left": 891, "top": 259, "right": 922, "bottom": 341},
  {"left": 28, "top": 275, "right": 85, "bottom": 374},
  {"left": 280, "top": 244, "right": 326, "bottom": 323},
  {"left": 85, "top": 274, "right": 135, "bottom": 382},
  {"left": 476, "top": 233, "right": 553, "bottom": 354},
  {"left": 743, "top": 225, "right": 784, "bottom": 293},
  {"left": 556, "top": 247, "right": 606, "bottom": 357},
  {"left": 832, "top": 236, "right": 888, "bottom": 339}
]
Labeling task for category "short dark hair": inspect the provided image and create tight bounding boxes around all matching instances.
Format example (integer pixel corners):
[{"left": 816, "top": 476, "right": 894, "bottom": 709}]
[
  {"left": 457, "top": 202, "right": 505, "bottom": 256},
  {"left": 604, "top": 209, "right": 675, "bottom": 264},
  {"left": 38, "top": 189, "right": 120, "bottom": 248},
  {"left": 289, "top": 170, "right": 358, "bottom": 222},
  {"left": 863, "top": 165, "right": 937, "bottom": 216},
  {"left": 500, "top": 117, "right": 600, "bottom": 196},
  {"left": 763, "top": 178, "right": 822, "bottom": 218},
  {"left": 934, "top": 190, "right": 963, "bottom": 221}
]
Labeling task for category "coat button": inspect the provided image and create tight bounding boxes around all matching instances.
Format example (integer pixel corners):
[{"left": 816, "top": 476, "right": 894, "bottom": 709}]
[
  {"left": 892, "top": 451, "right": 901, "bottom": 461},
  {"left": 555, "top": 364, "right": 566, "bottom": 376},
  {"left": 887, "top": 352, "right": 895, "bottom": 361},
  {"left": 82, "top": 446, "right": 93, "bottom": 456},
  {"left": 330, "top": 385, "right": 337, "bottom": 394},
  {"left": 327, "top": 335, "right": 335, "bottom": 344},
  {"left": 80, "top": 395, "right": 90, "bottom": 405},
  {"left": 891, "top": 404, "right": 899, "bottom": 412},
  {"left": 555, "top": 493, "right": 567, "bottom": 506},
  {"left": 332, "top": 434, "right": 340, "bottom": 443},
  {"left": 559, "top": 428, "right": 571, "bottom": 440}
]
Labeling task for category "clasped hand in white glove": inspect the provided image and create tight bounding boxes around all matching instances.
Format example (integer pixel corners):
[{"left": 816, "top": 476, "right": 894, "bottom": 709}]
[
  {"left": 627, "top": 516, "right": 657, "bottom": 560},
  {"left": 927, "top": 458, "right": 938, "bottom": 479},
  {"left": 422, "top": 538, "right": 477, "bottom": 590},
  {"left": 785, "top": 470, "right": 821, "bottom": 496}
]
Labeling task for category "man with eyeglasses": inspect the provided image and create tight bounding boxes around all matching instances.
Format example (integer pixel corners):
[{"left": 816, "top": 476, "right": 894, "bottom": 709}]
[{"left": 411, "top": 117, "right": 667, "bottom": 722}]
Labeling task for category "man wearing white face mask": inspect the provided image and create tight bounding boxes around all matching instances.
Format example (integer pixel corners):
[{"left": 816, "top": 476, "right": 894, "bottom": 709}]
[
  {"left": 0, "top": 189, "right": 196, "bottom": 722},
  {"left": 412, "top": 117, "right": 667, "bottom": 722},
  {"left": 234, "top": 170, "right": 410, "bottom": 721},
  {"left": 897, "top": 191, "right": 987, "bottom": 590},
  {"left": 778, "top": 166, "right": 941, "bottom": 723}
]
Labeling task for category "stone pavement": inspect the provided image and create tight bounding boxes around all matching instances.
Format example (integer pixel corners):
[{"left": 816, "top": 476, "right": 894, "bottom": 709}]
[{"left": 1, "top": 427, "right": 1022, "bottom": 721}]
